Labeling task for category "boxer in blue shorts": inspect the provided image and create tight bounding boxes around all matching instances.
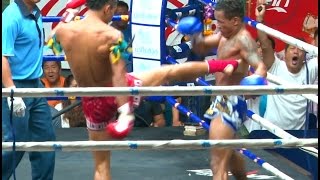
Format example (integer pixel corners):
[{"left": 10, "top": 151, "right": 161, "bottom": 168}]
[
  {"left": 176, "top": 0, "right": 268, "bottom": 179},
  {"left": 204, "top": 95, "right": 248, "bottom": 132}
]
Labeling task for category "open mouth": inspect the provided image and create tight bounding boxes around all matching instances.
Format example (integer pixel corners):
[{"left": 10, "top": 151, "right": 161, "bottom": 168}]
[
  {"left": 47, "top": 75, "right": 56, "bottom": 81},
  {"left": 292, "top": 56, "right": 298, "bottom": 65}
]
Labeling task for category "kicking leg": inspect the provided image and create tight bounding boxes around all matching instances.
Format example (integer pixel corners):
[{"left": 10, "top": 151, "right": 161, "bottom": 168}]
[{"left": 133, "top": 60, "right": 238, "bottom": 86}]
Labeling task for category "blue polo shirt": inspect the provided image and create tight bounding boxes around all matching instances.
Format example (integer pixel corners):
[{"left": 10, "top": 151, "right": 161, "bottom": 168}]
[{"left": 2, "top": 0, "right": 44, "bottom": 80}]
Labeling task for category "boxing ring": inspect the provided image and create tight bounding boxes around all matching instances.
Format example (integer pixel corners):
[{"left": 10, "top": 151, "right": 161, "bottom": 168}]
[
  {"left": 2, "top": 84, "right": 318, "bottom": 180},
  {"left": 2, "top": 0, "right": 319, "bottom": 179},
  {"left": 4, "top": 127, "right": 317, "bottom": 180}
]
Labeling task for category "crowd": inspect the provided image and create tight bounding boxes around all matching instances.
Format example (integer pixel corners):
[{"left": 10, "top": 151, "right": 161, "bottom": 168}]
[
  {"left": 245, "top": 1, "right": 318, "bottom": 133},
  {"left": 2, "top": 0, "right": 317, "bottom": 180}
]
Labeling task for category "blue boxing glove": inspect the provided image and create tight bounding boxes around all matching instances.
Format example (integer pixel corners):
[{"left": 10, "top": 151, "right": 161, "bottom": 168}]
[
  {"left": 240, "top": 74, "right": 267, "bottom": 99},
  {"left": 176, "top": 16, "right": 203, "bottom": 35},
  {"left": 240, "top": 74, "right": 267, "bottom": 86}
]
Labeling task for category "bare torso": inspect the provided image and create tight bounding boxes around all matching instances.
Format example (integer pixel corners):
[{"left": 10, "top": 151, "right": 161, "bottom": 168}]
[
  {"left": 215, "top": 28, "right": 251, "bottom": 85},
  {"left": 56, "top": 18, "right": 121, "bottom": 87}
]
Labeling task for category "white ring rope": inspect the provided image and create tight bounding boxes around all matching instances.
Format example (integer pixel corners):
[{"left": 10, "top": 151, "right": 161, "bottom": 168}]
[
  {"left": 267, "top": 72, "right": 318, "bottom": 104},
  {"left": 2, "top": 85, "right": 317, "bottom": 98},
  {"left": 2, "top": 139, "right": 317, "bottom": 152},
  {"left": 259, "top": 162, "right": 293, "bottom": 180},
  {"left": 248, "top": 110, "right": 318, "bottom": 158},
  {"left": 245, "top": 18, "right": 318, "bottom": 56},
  {"left": 256, "top": 23, "right": 318, "bottom": 56}
]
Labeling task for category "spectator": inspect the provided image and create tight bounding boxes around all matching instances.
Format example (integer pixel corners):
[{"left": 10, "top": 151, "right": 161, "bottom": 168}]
[
  {"left": 134, "top": 100, "right": 166, "bottom": 127},
  {"left": 2, "top": 0, "right": 55, "bottom": 179},
  {"left": 255, "top": 2, "right": 318, "bottom": 130},
  {"left": 56, "top": 74, "right": 86, "bottom": 128},
  {"left": 41, "top": 61, "right": 65, "bottom": 108},
  {"left": 111, "top": 0, "right": 132, "bottom": 72}
]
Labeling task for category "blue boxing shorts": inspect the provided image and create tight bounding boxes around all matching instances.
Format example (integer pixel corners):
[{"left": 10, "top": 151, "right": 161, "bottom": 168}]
[{"left": 204, "top": 95, "right": 247, "bottom": 132}]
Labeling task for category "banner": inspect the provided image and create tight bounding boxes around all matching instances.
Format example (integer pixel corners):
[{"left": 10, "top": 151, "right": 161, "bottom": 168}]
[{"left": 246, "top": 0, "right": 318, "bottom": 52}]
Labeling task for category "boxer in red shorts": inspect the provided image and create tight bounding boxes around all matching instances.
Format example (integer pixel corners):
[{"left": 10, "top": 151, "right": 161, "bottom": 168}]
[
  {"left": 82, "top": 74, "right": 142, "bottom": 132},
  {"left": 50, "top": 0, "right": 240, "bottom": 179}
]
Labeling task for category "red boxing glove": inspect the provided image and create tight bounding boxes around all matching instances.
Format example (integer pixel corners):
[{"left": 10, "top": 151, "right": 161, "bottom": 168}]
[
  {"left": 106, "top": 103, "right": 135, "bottom": 139},
  {"left": 61, "top": 0, "right": 85, "bottom": 23},
  {"left": 66, "top": 0, "right": 86, "bottom": 9},
  {"left": 61, "top": 8, "right": 80, "bottom": 23}
]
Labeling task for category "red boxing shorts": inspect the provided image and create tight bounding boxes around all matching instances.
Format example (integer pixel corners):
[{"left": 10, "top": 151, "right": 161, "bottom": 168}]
[{"left": 83, "top": 73, "right": 142, "bottom": 130}]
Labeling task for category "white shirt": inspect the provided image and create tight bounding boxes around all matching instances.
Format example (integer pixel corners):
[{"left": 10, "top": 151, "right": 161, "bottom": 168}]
[
  {"left": 264, "top": 57, "right": 318, "bottom": 130},
  {"left": 245, "top": 97, "right": 263, "bottom": 132},
  {"left": 55, "top": 103, "right": 70, "bottom": 128}
]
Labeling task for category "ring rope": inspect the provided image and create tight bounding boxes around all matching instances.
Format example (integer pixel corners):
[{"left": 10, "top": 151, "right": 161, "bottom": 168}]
[
  {"left": 238, "top": 148, "right": 293, "bottom": 180},
  {"left": 247, "top": 110, "right": 318, "bottom": 158},
  {"left": 41, "top": 15, "right": 129, "bottom": 22},
  {"left": 1, "top": 85, "right": 317, "bottom": 98},
  {"left": 267, "top": 72, "right": 318, "bottom": 104},
  {"left": 166, "top": 96, "right": 209, "bottom": 129},
  {"left": 245, "top": 17, "right": 318, "bottom": 56},
  {"left": 2, "top": 139, "right": 317, "bottom": 151},
  {"left": 43, "top": 55, "right": 65, "bottom": 61}
]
